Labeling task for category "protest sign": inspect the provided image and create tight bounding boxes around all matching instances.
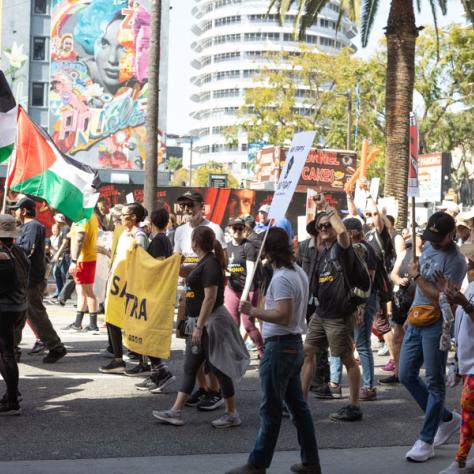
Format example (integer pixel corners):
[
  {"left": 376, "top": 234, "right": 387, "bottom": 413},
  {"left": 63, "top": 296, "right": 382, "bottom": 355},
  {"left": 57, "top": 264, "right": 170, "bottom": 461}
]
[{"left": 105, "top": 247, "right": 180, "bottom": 359}]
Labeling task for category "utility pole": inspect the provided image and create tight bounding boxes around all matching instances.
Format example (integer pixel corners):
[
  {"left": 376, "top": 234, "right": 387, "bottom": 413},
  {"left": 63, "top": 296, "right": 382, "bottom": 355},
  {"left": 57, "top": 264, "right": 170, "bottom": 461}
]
[
  {"left": 346, "top": 90, "right": 353, "bottom": 150},
  {"left": 144, "top": 0, "right": 161, "bottom": 211},
  {"left": 189, "top": 136, "right": 193, "bottom": 186}
]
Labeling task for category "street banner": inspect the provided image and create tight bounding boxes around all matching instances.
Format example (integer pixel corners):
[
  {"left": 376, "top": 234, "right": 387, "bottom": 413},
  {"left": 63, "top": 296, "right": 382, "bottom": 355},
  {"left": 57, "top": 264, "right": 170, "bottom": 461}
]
[
  {"left": 268, "top": 131, "right": 316, "bottom": 222},
  {"left": 407, "top": 113, "right": 420, "bottom": 198},
  {"left": 105, "top": 247, "right": 180, "bottom": 359}
]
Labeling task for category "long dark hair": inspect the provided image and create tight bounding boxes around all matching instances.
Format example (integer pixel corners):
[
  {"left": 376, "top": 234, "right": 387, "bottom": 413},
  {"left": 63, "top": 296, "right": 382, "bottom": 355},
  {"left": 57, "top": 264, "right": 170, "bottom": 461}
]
[
  {"left": 264, "top": 227, "right": 294, "bottom": 269},
  {"left": 192, "top": 226, "right": 226, "bottom": 270},
  {"left": 127, "top": 202, "right": 147, "bottom": 224}
]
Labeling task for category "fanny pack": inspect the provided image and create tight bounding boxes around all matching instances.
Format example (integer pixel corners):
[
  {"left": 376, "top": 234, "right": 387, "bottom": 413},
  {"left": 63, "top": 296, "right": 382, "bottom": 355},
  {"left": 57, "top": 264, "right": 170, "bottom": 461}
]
[{"left": 408, "top": 305, "right": 441, "bottom": 327}]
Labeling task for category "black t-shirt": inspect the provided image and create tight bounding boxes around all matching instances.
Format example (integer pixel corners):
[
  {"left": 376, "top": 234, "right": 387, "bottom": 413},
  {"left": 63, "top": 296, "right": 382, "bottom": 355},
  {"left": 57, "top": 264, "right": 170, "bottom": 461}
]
[
  {"left": 227, "top": 239, "right": 257, "bottom": 293},
  {"left": 16, "top": 219, "right": 46, "bottom": 286},
  {"left": 148, "top": 233, "right": 173, "bottom": 259},
  {"left": 362, "top": 241, "right": 377, "bottom": 273},
  {"left": 185, "top": 253, "right": 225, "bottom": 318},
  {"left": 365, "top": 226, "right": 395, "bottom": 271},
  {"left": 314, "top": 242, "right": 355, "bottom": 319}
]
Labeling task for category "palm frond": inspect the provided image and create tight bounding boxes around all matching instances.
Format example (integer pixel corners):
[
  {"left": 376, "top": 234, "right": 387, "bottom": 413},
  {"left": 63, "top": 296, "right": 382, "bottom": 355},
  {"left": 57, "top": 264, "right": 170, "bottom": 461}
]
[
  {"left": 299, "top": 0, "right": 328, "bottom": 38},
  {"left": 436, "top": 0, "right": 447, "bottom": 15},
  {"left": 360, "top": 0, "right": 379, "bottom": 48},
  {"left": 415, "top": 0, "right": 421, "bottom": 13},
  {"left": 429, "top": 0, "right": 440, "bottom": 60},
  {"left": 460, "top": 0, "right": 474, "bottom": 24},
  {"left": 279, "top": 0, "right": 292, "bottom": 24}
]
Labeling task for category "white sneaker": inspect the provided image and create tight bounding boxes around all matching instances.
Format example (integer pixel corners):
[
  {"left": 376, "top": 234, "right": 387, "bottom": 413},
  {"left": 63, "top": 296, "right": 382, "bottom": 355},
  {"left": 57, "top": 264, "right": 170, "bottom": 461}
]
[
  {"left": 406, "top": 439, "right": 435, "bottom": 462},
  {"left": 434, "top": 411, "right": 462, "bottom": 447},
  {"left": 439, "top": 461, "right": 474, "bottom": 474},
  {"left": 378, "top": 342, "right": 389, "bottom": 356}
]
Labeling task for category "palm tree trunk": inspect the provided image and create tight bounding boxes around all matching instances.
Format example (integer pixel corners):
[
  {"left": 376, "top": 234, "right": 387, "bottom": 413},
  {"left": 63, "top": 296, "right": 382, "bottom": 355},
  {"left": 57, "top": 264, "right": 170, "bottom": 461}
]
[
  {"left": 144, "top": 0, "right": 161, "bottom": 211},
  {"left": 383, "top": 0, "right": 418, "bottom": 228}
]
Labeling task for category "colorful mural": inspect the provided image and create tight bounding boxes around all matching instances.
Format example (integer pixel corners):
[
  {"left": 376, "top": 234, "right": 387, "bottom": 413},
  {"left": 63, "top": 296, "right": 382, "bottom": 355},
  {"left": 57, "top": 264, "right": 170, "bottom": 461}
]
[{"left": 49, "top": 0, "right": 150, "bottom": 169}]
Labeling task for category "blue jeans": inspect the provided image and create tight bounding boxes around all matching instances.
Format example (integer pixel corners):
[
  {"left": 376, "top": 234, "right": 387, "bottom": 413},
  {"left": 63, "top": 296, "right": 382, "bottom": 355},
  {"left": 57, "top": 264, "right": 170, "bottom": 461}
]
[
  {"left": 354, "top": 292, "right": 379, "bottom": 389},
  {"left": 248, "top": 338, "right": 320, "bottom": 471},
  {"left": 53, "top": 255, "right": 70, "bottom": 297},
  {"left": 329, "top": 355, "right": 342, "bottom": 385},
  {"left": 399, "top": 319, "right": 451, "bottom": 444}
]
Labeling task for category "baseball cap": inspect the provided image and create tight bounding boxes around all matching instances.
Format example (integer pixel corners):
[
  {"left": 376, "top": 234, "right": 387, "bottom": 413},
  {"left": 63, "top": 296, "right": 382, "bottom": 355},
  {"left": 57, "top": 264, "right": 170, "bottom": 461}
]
[
  {"left": 258, "top": 204, "right": 271, "bottom": 214},
  {"left": 229, "top": 217, "right": 245, "bottom": 227},
  {"left": 177, "top": 191, "right": 204, "bottom": 204},
  {"left": 10, "top": 197, "right": 36, "bottom": 213},
  {"left": 242, "top": 215, "right": 256, "bottom": 228},
  {"left": 422, "top": 212, "right": 455, "bottom": 243},
  {"left": 343, "top": 217, "right": 363, "bottom": 232},
  {"left": 54, "top": 213, "right": 66, "bottom": 224}
]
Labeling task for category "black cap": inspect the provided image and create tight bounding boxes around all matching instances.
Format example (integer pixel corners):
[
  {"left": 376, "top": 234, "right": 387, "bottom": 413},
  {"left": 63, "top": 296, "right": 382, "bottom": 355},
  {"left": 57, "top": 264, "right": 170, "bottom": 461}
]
[
  {"left": 422, "top": 212, "right": 456, "bottom": 243},
  {"left": 176, "top": 191, "right": 204, "bottom": 204},
  {"left": 344, "top": 217, "right": 363, "bottom": 232},
  {"left": 10, "top": 197, "right": 36, "bottom": 213},
  {"left": 306, "top": 220, "right": 317, "bottom": 236},
  {"left": 229, "top": 217, "right": 245, "bottom": 226}
]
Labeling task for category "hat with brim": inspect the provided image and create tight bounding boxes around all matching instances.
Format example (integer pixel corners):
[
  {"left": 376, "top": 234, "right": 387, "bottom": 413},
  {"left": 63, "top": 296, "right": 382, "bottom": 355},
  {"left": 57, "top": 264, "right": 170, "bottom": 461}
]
[
  {"left": 177, "top": 191, "right": 204, "bottom": 204},
  {"left": 0, "top": 214, "right": 19, "bottom": 238},
  {"left": 460, "top": 243, "right": 474, "bottom": 262},
  {"left": 258, "top": 204, "right": 271, "bottom": 214},
  {"left": 422, "top": 212, "right": 455, "bottom": 243},
  {"left": 54, "top": 213, "right": 66, "bottom": 224},
  {"left": 229, "top": 217, "right": 245, "bottom": 227},
  {"left": 10, "top": 197, "right": 36, "bottom": 212}
]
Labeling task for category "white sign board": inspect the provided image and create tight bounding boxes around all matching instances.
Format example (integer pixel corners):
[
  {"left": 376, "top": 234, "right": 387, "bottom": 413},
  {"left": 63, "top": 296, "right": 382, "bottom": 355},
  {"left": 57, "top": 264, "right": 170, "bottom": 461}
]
[
  {"left": 298, "top": 215, "right": 310, "bottom": 242},
  {"left": 370, "top": 177, "right": 380, "bottom": 201},
  {"left": 416, "top": 153, "right": 443, "bottom": 203},
  {"left": 126, "top": 192, "right": 135, "bottom": 204},
  {"left": 268, "top": 131, "right": 316, "bottom": 222}
]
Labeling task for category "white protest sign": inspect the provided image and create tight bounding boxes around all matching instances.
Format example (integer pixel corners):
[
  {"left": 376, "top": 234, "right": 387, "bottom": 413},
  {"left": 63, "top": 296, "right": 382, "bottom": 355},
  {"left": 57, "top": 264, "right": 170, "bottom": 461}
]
[
  {"left": 268, "top": 131, "right": 316, "bottom": 222},
  {"left": 370, "top": 177, "right": 380, "bottom": 201},
  {"left": 126, "top": 192, "right": 135, "bottom": 204}
]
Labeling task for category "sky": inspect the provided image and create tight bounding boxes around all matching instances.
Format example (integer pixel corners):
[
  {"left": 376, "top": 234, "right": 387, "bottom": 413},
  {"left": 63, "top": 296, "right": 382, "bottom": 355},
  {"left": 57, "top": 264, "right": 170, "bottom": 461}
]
[{"left": 166, "top": 0, "right": 467, "bottom": 135}]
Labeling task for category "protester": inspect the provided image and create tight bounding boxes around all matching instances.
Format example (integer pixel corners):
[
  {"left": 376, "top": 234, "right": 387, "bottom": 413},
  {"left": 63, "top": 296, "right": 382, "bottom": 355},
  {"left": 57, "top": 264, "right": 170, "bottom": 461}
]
[
  {"left": 166, "top": 213, "right": 177, "bottom": 248},
  {"left": 301, "top": 195, "right": 362, "bottom": 422},
  {"left": 50, "top": 213, "right": 71, "bottom": 301},
  {"left": 96, "top": 198, "right": 114, "bottom": 231},
  {"left": 226, "top": 227, "right": 321, "bottom": 474},
  {"left": 173, "top": 191, "right": 227, "bottom": 410},
  {"left": 139, "top": 217, "right": 152, "bottom": 238},
  {"left": 254, "top": 205, "right": 271, "bottom": 234},
  {"left": 224, "top": 217, "right": 264, "bottom": 359},
  {"left": 0, "top": 215, "right": 29, "bottom": 415},
  {"left": 438, "top": 244, "right": 474, "bottom": 474},
  {"left": 460, "top": 208, "right": 474, "bottom": 244},
  {"left": 100, "top": 203, "right": 149, "bottom": 374},
  {"left": 401, "top": 212, "right": 466, "bottom": 462},
  {"left": 65, "top": 212, "right": 100, "bottom": 332},
  {"left": 135, "top": 207, "right": 176, "bottom": 392},
  {"left": 153, "top": 226, "right": 248, "bottom": 428}
]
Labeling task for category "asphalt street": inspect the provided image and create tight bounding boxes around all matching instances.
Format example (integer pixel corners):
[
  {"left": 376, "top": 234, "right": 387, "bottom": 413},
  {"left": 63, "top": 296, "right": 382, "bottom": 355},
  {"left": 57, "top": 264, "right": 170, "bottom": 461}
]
[{"left": 0, "top": 302, "right": 465, "bottom": 474}]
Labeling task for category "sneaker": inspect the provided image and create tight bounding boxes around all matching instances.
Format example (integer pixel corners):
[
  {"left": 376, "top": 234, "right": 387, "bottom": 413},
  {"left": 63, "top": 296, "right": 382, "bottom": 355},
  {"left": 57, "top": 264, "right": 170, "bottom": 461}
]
[
  {"left": 378, "top": 342, "right": 389, "bottom": 356},
  {"left": 152, "top": 409, "right": 184, "bottom": 426},
  {"left": 406, "top": 439, "right": 434, "bottom": 462},
  {"left": 43, "top": 346, "right": 67, "bottom": 364},
  {"left": 383, "top": 359, "right": 396, "bottom": 372},
  {"left": 0, "top": 392, "right": 23, "bottom": 404},
  {"left": 434, "top": 411, "right": 462, "bottom": 447},
  {"left": 211, "top": 411, "right": 242, "bottom": 429},
  {"left": 135, "top": 376, "right": 157, "bottom": 391},
  {"left": 123, "top": 351, "right": 140, "bottom": 362},
  {"left": 125, "top": 364, "right": 151, "bottom": 377},
  {"left": 329, "top": 383, "right": 342, "bottom": 399},
  {"left": 28, "top": 341, "right": 46, "bottom": 355},
  {"left": 439, "top": 461, "right": 474, "bottom": 474},
  {"left": 99, "top": 359, "right": 126, "bottom": 374},
  {"left": 290, "top": 463, "right": 321, "bottom": 474},
  {"left": 197, "top": 390, "right": 224, "bottom": 411},
  {"left": 225, "top": 464, "right": 266, "bottom": 474},
  {"left": 379, "top": 374, "right": 399, "bottom": 384},
  {"left": 360, "top": 387, "right": 377, "bottom": 401},
  {"left": 150, "top": 371, "right": 176, "bottom": 394},
  {"left": 50, "top": 299, "right": 66, "bottom": 306},
  {"left": 329, "top": 404, "right": 363, "bottom": 422},
  {"left": 186, "top": 388, "right": 208, "bottom": 407},
  {"left": 310, "top": 384, "right": 334, "bottom": 400},
  {"left": 83, "top": 325, "right": 100, "bottom": 333},
  {"left": 63, "top": 323, "right": 82, "bottom": 331},
  {"left": 0, "top": 402, "right": 21, "bottom": 416}
]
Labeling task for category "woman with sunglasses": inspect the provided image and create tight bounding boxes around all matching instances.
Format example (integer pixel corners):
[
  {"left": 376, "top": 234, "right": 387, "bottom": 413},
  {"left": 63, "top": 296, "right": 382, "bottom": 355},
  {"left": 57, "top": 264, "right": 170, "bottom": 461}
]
[
  {"left": 153, "top": 226, "right": 248, "bottom": 428},
  {"left": 100, "top": 202, "right": 149, "bottom": 374},
  {"left": 225, "top": 218, "right": 264, "bottom": 358}
]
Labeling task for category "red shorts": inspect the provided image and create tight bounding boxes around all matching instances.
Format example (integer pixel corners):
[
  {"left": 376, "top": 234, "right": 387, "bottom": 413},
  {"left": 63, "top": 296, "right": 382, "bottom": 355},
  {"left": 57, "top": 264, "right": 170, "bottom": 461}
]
[{"left": 74, "top": 261, "right": 96, "bottom": 285}]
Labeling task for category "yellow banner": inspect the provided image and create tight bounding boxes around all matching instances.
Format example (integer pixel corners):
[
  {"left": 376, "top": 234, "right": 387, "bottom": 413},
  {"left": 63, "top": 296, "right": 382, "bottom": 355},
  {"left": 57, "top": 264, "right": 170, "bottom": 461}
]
[{"left": 105, "top": 246, "right": 181, "bottom": 359}]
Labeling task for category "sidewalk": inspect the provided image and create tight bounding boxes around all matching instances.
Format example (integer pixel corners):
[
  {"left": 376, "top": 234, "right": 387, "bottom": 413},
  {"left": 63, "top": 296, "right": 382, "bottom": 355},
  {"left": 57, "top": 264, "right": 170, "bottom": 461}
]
[{"left": 0, "top": 445, "right": 461, "bottom": 474}]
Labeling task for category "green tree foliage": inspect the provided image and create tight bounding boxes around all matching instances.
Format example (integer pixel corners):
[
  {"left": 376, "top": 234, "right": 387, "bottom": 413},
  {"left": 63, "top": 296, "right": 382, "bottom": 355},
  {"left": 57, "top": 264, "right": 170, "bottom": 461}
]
[
  {"left": 166, "top": 156, "right": 183, "bottom": 172},
  {"left": 170, "top": 168, "right": 189, "bottom": 187},
  {"left": 193, "top": 161, "right": 239, "bottom": 188}
]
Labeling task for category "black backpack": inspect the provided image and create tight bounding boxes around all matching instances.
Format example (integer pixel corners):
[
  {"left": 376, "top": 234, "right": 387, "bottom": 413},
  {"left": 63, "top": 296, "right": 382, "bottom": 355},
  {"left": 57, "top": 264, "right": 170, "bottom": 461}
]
[
  {"left": 0, "top": 244, "right": 30, "bottom": 296},
  {"left": 329, "top": 243, "right": 372, "bottom": 307}
]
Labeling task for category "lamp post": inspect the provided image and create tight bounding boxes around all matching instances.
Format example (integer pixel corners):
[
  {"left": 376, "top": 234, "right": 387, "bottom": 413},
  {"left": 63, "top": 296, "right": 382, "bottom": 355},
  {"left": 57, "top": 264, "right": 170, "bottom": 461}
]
[{"left": 166, "top": 134, "right": 195, "bottom": 186}]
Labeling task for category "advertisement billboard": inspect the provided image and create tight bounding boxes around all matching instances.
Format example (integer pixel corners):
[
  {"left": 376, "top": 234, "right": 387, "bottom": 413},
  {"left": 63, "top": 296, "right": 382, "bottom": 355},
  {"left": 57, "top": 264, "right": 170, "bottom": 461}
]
[{"left": 49, "top": 0, "right": 150, "bottom": 170}]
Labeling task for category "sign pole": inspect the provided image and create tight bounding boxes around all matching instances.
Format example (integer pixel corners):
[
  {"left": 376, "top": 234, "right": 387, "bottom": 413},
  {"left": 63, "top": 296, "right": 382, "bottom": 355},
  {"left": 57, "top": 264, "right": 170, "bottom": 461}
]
[{"left": 411, "top": 197, "right": 417, "bottom": 262}]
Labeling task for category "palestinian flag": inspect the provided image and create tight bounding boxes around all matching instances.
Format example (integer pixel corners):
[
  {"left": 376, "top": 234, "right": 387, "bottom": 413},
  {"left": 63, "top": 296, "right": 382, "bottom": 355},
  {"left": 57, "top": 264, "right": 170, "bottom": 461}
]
[
  {"left": 7, "top": 106, "right": 100, "bottom": 222},
  {"left": 0, "top": 71, "right": 17, "bottom": 164}
]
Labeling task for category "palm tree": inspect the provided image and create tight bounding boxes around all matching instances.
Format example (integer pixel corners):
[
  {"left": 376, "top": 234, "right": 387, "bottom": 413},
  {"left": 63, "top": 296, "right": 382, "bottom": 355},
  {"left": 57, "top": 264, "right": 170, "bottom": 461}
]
[
  {"left": 270, "top": 0, "right": 474, "bottom": 226},
  {"left": 144, "top": 0, "right": 162, "bottom": 212}
]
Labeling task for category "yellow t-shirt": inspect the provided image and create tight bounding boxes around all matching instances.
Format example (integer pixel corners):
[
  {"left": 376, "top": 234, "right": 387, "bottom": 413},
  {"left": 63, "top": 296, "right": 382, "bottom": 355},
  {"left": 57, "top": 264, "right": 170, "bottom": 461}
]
[{"left": 71, "top": 213, "right": 99, "bottom": 263}]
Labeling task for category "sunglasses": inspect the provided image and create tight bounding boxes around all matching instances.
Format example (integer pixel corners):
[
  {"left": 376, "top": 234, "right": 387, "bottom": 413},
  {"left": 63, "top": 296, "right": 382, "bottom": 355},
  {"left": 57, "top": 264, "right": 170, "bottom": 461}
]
[
  {"left": 317, "top": 222, "right": 332, "bottom": 231},
  {"left": 232, "top": 226, "right": 244, "bottom": 232},
  {"left": 179, "top": 202, "right": 195, "bottom": 210},
  {"left": 365, "top": 211, "right": 378, "bottom": 217}
]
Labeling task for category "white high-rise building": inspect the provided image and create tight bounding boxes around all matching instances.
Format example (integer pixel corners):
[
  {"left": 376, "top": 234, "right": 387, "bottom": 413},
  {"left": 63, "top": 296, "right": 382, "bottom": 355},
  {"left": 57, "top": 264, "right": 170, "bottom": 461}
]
[{"left": 189, "top": 0, "right": 357, "bottom": 179}]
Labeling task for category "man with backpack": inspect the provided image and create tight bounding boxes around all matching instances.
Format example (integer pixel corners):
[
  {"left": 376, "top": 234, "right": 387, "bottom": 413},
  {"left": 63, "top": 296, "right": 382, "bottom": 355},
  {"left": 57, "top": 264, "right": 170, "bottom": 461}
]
[
  {"left": 11, "top": 197, "right": 67, "bottom": 364},
  {"left": 301, "top": 195, "right": 370, "bottom": 422}
]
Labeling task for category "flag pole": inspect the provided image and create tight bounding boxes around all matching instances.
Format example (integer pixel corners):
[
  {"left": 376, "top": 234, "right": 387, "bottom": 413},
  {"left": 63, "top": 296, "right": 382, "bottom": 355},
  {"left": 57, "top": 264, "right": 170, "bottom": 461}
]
[
  {"left": 411, "top": 197, "right": 417, "bottom": 263},
  {"left": 1, "top": 157, "right": 11, "bottom": 213}
]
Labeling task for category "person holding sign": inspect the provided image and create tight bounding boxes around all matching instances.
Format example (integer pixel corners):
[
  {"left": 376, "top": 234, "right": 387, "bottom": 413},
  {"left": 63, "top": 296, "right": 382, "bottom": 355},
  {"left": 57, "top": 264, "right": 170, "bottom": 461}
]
[
  {"left": 226, "top": 227, "right": 320, "bottom": 474},
  {"left": 153, "top": 226, "right": 248, "bottom": 429}
]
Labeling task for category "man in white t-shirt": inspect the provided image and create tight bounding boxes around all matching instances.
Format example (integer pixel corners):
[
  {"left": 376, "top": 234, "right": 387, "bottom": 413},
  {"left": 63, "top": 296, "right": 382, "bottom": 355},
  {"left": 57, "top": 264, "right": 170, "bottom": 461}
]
[
  {"left": 174, "top": 191, "right": 227, "bottom": 411},
  {"left": 227, "top": 227, "right": 321, "bottom": 474}
]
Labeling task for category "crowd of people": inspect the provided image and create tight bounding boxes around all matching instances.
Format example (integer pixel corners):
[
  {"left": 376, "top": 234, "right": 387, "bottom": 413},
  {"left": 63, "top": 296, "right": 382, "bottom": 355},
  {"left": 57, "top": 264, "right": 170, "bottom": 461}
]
[{"left": 1, "top": 187, "right": 474, "bottom": 474}]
